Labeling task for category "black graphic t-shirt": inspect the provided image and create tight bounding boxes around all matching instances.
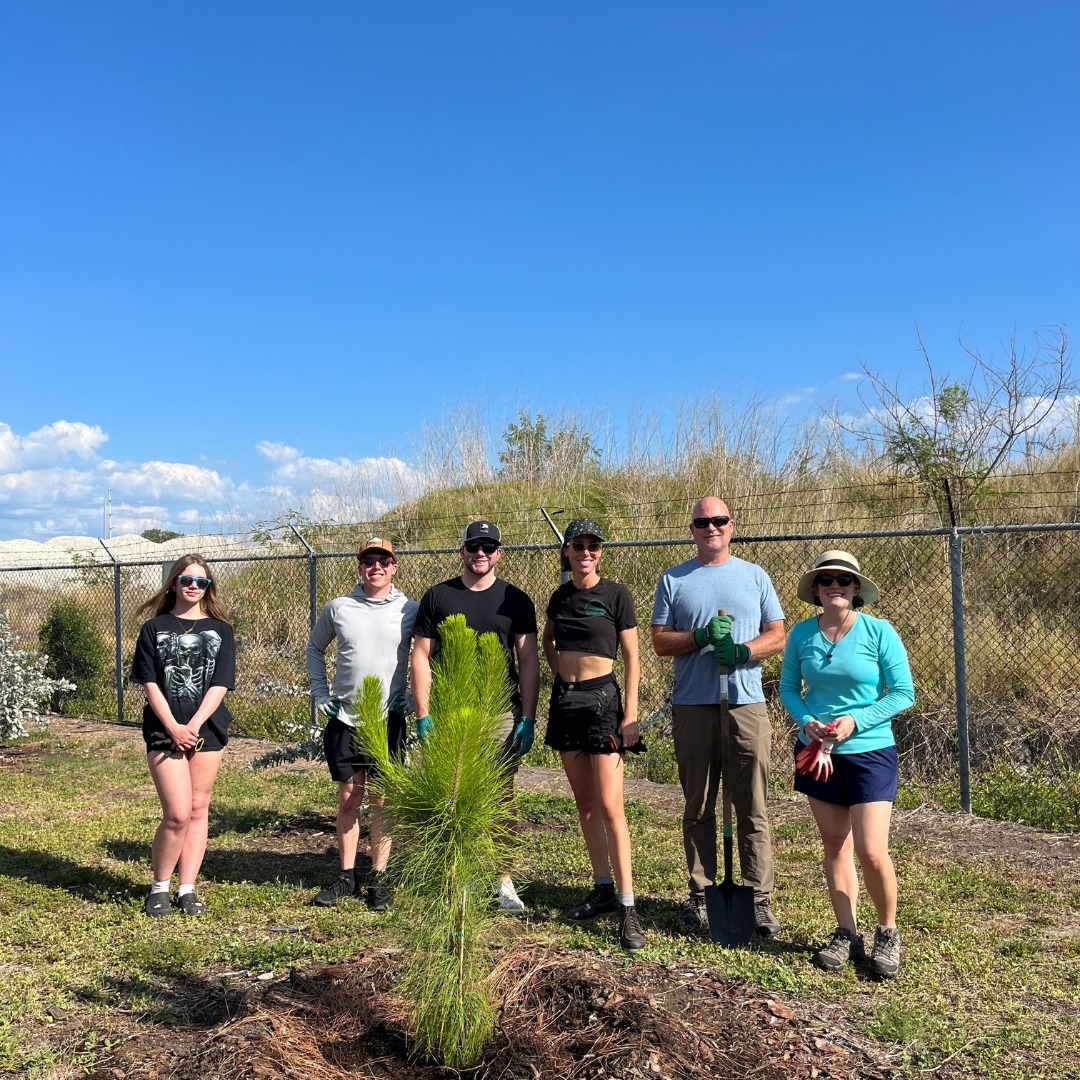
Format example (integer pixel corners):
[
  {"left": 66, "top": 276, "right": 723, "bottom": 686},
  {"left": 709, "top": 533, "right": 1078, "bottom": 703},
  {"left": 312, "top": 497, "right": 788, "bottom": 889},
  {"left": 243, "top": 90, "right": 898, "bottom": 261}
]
[
  {"left": 130, "top": 614, "right": 236, "bottom": 728},
  {"left": 546, "top": 578, "right": 637, "bottom": 660}
]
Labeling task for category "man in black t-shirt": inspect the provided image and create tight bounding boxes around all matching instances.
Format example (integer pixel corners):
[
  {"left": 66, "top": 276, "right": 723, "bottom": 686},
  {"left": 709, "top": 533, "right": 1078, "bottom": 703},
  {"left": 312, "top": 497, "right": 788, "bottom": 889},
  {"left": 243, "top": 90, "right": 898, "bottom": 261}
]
[{"left": 411, "top": 519, "right": 540, "bottom": 914}]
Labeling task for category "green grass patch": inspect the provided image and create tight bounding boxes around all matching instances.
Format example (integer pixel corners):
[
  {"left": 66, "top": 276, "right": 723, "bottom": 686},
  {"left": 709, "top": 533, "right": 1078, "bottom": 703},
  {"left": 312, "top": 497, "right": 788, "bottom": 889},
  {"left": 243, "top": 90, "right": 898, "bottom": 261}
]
[{"left": 0, "top": 724, "right": 1077, "bottom": 1078}]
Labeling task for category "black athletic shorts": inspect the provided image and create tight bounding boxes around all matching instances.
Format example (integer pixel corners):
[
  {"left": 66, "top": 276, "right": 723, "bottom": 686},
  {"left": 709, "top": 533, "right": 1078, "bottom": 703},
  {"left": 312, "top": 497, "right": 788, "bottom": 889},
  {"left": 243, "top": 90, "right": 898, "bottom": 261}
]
[
  {"left": 544, "top": 674, "right": 625, "bottom": 755},
  {"left": 142, "top": 714, "right": 229, "bottom": 754},
  {"left": 323, "top": 710, "right": 406, "bottom": 783}
]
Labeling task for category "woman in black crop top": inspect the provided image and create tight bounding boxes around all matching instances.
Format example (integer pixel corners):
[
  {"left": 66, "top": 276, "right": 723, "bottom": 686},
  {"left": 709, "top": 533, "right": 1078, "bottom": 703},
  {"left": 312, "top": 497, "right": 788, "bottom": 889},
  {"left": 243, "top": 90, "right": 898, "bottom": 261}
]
[{"left": 542, "top": 518, "right": 644, "bottom": 952}]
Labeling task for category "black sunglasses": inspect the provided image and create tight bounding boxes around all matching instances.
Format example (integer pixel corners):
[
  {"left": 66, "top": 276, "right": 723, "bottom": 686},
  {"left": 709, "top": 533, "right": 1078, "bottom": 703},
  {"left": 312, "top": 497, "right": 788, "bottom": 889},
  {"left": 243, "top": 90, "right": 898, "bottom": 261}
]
[
  {"left": 361, "top": 555, "right": 395, "bottom": 568},
  {"left": 692, "top": 515, "right": 731, "bottom": 530},
  {"left": 464, "top": 540, "right": 500, "bottom": 555},
  {"left": 177, "top": 574, "right": 211, "bottom": 590},
  {"left": 570, "top": 540, "right": 601, "bottom": 553},
  {"left": 815, "top": 573, "right": 856, "bottom": 587}
]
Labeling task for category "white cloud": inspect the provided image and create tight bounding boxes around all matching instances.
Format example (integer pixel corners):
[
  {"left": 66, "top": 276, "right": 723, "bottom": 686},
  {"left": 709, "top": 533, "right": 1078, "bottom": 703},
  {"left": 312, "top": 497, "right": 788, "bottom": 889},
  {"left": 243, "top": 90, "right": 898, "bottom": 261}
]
[
  {"left": 0, "top": 422, "right": 428, "bottom": 542},
  {"left": 0, "top": 421, "right": 108, "bottom": 471}
]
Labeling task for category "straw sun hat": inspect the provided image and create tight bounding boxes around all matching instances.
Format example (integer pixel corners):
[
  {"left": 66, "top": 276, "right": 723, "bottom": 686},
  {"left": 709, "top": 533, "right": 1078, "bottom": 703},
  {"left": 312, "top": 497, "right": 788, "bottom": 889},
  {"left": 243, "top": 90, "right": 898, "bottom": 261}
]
[{"left": 796, "top": 549, "right": 881, "bottom": 608}]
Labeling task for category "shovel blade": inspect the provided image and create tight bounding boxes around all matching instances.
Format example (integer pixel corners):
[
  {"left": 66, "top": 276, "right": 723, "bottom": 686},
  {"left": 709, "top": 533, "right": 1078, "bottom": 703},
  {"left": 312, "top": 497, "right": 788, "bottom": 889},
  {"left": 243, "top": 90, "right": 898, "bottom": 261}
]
[{"left": 704, "top": 880, "right": 756, "bottom": 948}]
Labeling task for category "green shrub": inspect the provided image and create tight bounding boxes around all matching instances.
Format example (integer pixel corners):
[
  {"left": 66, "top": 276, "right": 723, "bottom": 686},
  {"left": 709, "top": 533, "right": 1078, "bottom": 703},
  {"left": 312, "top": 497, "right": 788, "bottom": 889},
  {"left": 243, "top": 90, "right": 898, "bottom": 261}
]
[{"left": 38, "top": 598, "right": 109, "bottom": 714}]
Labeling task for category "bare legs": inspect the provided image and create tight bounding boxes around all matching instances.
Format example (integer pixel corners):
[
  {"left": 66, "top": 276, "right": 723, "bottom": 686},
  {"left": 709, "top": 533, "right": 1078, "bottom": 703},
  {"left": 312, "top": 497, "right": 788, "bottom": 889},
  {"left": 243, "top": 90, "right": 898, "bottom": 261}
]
[
  {"left": 561, "top": 750, "right": 633, "bottom": 895},
  {"left": 336, "top": 773, "right": 391, "bottom": 874},
  {"left": 147, "top": 749, "right": 223, "bottom": 885},
  {"left": 808, "top": 797, "right": 897, "bottom": 930}
]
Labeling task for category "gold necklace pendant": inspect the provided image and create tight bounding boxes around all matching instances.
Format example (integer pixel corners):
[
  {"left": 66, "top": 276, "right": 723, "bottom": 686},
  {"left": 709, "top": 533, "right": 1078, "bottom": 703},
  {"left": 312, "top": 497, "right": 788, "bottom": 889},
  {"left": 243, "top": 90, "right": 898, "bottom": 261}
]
[{"left": 174, "top": 613, "right": 200, "bottom": 634}]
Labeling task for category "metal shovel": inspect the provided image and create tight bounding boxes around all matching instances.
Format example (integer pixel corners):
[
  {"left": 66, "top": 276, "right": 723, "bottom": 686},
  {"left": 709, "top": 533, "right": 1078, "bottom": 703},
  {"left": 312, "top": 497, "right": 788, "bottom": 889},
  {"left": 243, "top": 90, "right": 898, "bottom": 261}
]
[{"left": 704, "top": 613, "right": 757, "bottom": 947}]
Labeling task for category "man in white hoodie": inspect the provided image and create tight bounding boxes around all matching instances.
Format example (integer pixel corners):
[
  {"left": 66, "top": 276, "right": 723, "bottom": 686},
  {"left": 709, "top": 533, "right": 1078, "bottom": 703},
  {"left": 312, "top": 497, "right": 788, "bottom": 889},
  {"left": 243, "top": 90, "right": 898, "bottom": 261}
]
[{"left": 307, "top": 537, "right": 419, "bottom": 909}]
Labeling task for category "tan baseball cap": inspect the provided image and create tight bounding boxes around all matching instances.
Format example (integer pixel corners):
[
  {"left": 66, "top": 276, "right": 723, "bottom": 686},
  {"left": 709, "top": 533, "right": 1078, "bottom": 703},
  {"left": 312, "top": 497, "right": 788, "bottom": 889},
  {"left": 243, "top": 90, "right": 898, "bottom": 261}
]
[{"left": 358, "top": 536, "right": 395, "bottom": 559}]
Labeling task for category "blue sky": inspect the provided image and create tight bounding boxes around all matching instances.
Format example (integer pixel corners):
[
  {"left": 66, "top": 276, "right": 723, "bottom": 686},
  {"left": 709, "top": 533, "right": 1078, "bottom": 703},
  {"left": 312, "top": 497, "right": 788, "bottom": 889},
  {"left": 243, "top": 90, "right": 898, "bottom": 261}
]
[{"left": 2, "top": 2, "right": 1078, "bottom": 540}]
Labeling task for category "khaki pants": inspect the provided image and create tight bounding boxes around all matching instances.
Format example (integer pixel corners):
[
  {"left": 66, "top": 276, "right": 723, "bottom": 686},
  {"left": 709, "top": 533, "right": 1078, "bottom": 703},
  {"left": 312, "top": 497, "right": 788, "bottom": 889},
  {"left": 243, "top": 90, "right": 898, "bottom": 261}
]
[{"left": 672, "top": 702, "right": 773, "bottom": 900}]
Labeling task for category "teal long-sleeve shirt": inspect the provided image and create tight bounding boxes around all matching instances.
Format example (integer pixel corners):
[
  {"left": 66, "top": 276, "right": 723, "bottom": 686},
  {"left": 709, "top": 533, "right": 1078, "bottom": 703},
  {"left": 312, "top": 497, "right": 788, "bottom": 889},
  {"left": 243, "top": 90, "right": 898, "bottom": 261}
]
[{"left": 779, "top": 612, "right": 915, "bottom": 755}]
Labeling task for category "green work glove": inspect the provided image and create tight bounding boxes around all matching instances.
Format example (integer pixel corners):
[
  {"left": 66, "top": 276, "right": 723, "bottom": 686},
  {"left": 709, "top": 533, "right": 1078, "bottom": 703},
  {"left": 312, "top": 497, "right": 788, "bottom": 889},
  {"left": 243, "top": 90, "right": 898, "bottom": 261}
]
[
  {"left": 416, "top": 715, "right": 433, "bottom": 743},
  {"left": 510, "top": 716, "right": 535, "bottom": 756},
  {"left": 713, "top": 636, "right": 751, "bottom": 666},
  {"left": 315, "top": 695, "right": 340, "bottom": 719},
  {"left": 694, "top": 614, "right": 732, "bottom": 648}
]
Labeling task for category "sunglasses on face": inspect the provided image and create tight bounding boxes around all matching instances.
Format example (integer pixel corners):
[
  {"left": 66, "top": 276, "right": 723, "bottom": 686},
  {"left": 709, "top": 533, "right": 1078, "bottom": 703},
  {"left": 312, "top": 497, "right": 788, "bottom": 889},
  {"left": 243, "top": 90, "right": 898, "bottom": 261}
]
[
  {"left": 464, "top": 540, "right": 500, "bottom": 555},
  {"left": 361, "top": 555, "right": 395, "bottom": 568},
  {"left": 815, "top": 573, "right": 856, "bottom": 588},
  {"left": 570, "top": 540, "right": 601, "bottom": 553},
  {"left": 177, "top": 575, "right": 211, "bottom": 590},
  {"left": 692, "top": 515, "right": 731, "bottom": 530}
]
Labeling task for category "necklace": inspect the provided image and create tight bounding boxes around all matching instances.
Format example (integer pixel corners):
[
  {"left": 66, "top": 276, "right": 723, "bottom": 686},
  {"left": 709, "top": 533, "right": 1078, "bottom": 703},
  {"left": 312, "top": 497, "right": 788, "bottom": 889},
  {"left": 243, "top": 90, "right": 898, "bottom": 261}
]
[
  {"left": 173, "top": 613, "right": 200, "bottom": 634},
  {"left": 818, "top": 611, "right": 853, "bottom": 666}
]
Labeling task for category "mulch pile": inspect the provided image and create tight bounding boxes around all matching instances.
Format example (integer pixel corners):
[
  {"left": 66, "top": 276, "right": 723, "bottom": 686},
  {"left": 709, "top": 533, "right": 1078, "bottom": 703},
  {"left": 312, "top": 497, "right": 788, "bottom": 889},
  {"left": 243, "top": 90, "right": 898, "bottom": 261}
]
[{"left": 93, "top": 945, "right": 896, "bottom": 1079}]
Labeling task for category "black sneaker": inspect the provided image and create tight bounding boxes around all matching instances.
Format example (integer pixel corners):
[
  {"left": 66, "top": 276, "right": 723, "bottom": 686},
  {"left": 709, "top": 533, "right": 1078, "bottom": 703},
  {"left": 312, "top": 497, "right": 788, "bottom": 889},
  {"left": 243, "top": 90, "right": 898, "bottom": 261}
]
[
  {"left": 144, "top": 891, "right": 175, "bottom": 917},
  {"left": 754, "top": 898, "right": 782, "bottom": 937},
  {"left": 868, "top": 925, "right": 901, "bottom": 979},
  {"left": 313, "top": 871, "right": 356, "bottom": 907},
  {"left": 619, "top": 905, "right": 646, "bottom": 952},
  {"left": 677, "top": 895, "right": 707, "bottom": 932},
  {"left": 565, "top": 883, "right": 619, "bottom": 920},
  {"left": 366, "top": 872, "right": 394, "bottom": 912},
  {"left": 813, "top": 927, "right": 865, "bottom": 971}
]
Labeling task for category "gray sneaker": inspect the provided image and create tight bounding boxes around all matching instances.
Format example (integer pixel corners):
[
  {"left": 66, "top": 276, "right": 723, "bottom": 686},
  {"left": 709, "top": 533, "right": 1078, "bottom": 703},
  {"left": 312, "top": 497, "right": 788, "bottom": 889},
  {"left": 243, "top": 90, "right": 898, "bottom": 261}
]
[
  {"left": 868, "top": 925, "right": 901, "bottom": 978},
  {"left": 813, "top": 927, "right": 865, "bottom": 971},
  {"left": 754, "top": 898, "right": 782, "bottom": 937},
  {"left": 677, "top": 895, "right": 707, "bottom": 932},
  {"left": 495, "top": 877, "right": 525, "bottom": 916},
  {"left": 313, "top": 871, "right": 356, "bottom": 907},
  {"left": 366, "top": 871, "right": 394, "bottom": 912}
]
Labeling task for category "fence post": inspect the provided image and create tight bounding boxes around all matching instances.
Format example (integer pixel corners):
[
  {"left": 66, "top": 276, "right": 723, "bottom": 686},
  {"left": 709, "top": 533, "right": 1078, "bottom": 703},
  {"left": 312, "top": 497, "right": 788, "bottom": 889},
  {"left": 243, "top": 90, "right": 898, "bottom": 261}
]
[
  {"left": 540, "top": 507, "right": 570, "bottom": 584},
  {"left": 98, "top": 539, "right": 124, "bottom": 724},
  {"left": 948, "top": 528, "right": 972, "bottom": 813},
  {"left": 289, "top": 525, "right": 318, "bottom": 731}
]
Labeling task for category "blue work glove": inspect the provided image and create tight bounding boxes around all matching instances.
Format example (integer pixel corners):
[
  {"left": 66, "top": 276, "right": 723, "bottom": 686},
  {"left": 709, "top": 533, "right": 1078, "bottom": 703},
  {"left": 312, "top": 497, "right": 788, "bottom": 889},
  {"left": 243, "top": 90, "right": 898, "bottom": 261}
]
[
  {"left": 315, "top": 695, "right": 340, "bottom": 719},
  {"left": 693, "top": 614, "right": 732, "bottom": 649},
  {"left": 510, "top": 716, "right": 535, "bottom": 757},
  {"left": 416, "top": 715, "right": 433, "bottom": 743},
  {"left": 713, "top": 636, "right": 751, "bottom": 666}
]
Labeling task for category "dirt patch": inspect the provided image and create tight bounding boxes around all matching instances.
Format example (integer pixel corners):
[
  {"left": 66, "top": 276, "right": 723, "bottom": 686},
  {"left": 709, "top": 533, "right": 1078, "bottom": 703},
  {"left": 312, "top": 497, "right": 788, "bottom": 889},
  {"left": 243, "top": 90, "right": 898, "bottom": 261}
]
[{"left": 81, "top": 946, "right": 898, "bottom": 1080}]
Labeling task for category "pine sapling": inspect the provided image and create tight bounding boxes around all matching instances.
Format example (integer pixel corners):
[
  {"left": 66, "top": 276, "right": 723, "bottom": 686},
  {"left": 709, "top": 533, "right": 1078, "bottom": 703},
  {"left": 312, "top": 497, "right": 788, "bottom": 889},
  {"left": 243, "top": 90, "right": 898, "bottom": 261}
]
[{"left": 352, "top": 614, "right": 514, "bottom": 1068}]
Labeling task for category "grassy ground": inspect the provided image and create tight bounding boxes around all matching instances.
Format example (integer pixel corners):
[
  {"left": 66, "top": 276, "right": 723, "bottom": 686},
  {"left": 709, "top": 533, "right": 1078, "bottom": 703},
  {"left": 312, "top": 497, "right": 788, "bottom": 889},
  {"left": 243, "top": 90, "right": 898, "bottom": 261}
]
[{"left": 1, "top": 720, "right": 1078, "bottom": 1078}]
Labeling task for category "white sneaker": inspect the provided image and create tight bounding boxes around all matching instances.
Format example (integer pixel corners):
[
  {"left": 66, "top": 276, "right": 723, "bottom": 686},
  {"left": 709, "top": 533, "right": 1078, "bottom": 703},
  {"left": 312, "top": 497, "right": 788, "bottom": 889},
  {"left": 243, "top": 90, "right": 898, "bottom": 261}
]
[{"left": 495, "top": 877, "right": 525, "bottom": 915}]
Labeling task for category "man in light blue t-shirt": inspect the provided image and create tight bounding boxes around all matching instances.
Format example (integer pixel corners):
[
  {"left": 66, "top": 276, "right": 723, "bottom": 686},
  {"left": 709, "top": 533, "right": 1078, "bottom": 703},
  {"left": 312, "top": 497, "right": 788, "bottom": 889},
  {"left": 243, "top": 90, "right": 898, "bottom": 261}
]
[{"left": 651, "top": 496, "right": 786, "bottom": 936}]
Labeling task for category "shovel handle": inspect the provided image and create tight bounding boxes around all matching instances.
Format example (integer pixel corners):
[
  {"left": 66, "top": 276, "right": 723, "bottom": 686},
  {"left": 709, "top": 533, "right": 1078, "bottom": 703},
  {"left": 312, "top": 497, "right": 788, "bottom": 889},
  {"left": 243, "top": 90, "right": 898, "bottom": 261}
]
[{"left": 718, "top": 610, "right": 736, "bottom": 870}]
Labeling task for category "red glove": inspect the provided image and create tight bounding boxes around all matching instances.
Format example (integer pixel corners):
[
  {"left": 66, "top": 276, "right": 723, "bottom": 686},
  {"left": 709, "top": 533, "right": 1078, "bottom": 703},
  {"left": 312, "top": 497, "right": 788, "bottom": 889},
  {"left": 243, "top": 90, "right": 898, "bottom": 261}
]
[{"left": 797, "top": 722, "right": 838, "bottom": 781}]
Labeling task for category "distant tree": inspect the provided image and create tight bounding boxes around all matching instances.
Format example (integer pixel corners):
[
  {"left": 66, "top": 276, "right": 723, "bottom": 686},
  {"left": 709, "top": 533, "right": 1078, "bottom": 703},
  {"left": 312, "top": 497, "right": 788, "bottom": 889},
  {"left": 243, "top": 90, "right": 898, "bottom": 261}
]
[
  {"left": 141, "top": 529, "right": 182, "bottom": 544},
  {"left": 497, "top": 410, "right": 600, "bottom": 480},
  {"left": 846, "top": 324, "right": 1073, "bottom": 520}
]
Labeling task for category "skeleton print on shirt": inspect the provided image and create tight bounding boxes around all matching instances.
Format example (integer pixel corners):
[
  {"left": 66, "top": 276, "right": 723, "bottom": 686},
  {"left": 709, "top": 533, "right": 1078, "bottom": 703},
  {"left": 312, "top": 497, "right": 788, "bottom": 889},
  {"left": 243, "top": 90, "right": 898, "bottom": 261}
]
[{"left": 155, "top": 629, "right": 223, "bottom": 713}]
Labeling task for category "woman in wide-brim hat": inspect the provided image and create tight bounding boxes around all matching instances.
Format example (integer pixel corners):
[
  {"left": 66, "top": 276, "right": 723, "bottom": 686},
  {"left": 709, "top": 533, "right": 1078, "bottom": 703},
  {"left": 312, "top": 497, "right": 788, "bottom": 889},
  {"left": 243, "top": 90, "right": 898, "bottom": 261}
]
[
  {"left": 780, "top": 550, "right": 914, "bottom": 979},
  {"left": 541, "top": 517, "right": 645, "bottom": 953}
]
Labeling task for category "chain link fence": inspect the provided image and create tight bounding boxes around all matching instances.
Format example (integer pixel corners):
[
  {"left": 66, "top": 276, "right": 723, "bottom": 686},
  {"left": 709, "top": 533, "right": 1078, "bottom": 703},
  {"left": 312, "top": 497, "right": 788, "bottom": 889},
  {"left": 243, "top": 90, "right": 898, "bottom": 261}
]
[{"left": 4, "top": 523, "right": 1080, "bottom": 808}]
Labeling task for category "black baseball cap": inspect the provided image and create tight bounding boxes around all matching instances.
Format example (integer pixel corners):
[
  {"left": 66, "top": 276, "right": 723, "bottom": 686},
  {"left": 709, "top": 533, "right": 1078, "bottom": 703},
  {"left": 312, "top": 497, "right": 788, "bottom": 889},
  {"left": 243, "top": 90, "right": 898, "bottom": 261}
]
[{"left": 461, "top": 520, "right": 502, "bottom": 546}]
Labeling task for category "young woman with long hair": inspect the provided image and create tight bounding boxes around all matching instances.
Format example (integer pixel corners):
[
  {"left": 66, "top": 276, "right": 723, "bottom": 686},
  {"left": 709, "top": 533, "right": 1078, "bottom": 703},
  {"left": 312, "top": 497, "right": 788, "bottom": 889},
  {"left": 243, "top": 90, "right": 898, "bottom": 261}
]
[
  {"left": 130, "top": 554, "right": 235, "bottom": 917},
  {"left": 542, "top": 518, "right": 645, "bottom": 952}
]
